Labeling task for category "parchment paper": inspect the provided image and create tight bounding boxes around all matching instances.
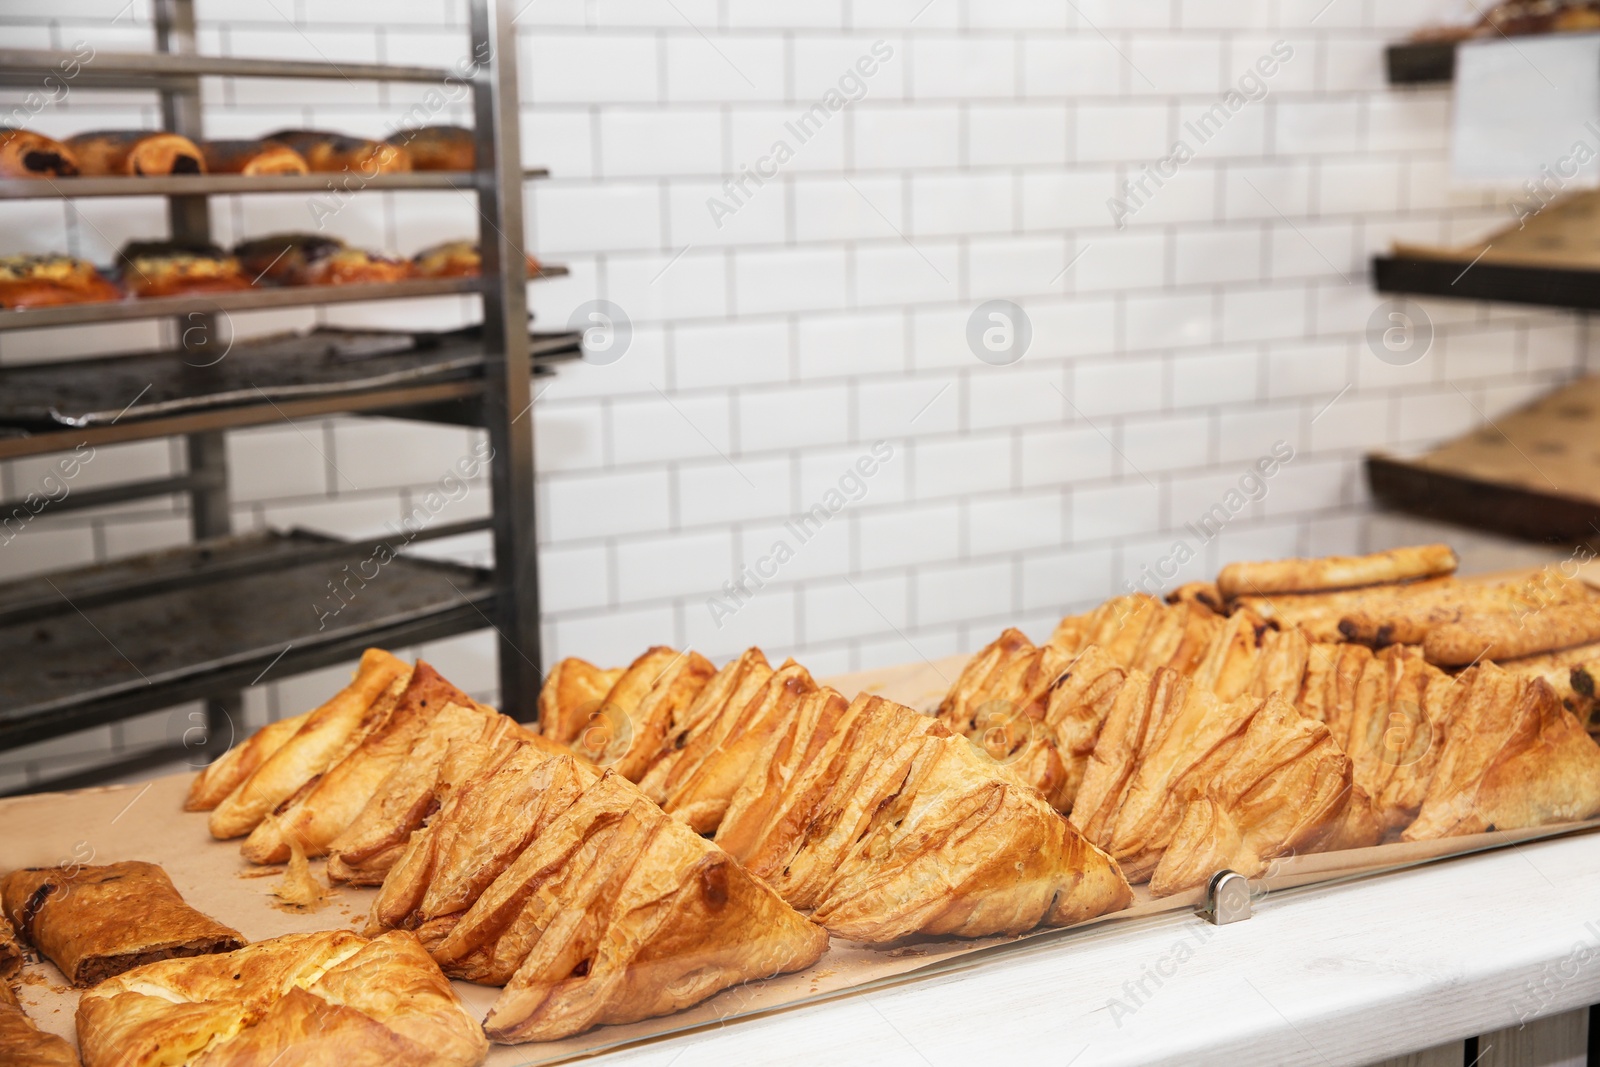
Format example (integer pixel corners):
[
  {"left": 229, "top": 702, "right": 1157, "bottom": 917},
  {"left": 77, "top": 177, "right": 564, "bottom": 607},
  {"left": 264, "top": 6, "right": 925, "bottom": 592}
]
[{"left": 3, "top": 653, "right": 1598, "bottom": 1064}]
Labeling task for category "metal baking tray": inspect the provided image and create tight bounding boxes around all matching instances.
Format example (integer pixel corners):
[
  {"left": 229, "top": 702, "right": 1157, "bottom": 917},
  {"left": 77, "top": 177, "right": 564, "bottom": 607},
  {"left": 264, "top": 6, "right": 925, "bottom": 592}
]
[{"left": 0, "top": 327, "right": 582, "bottom": 429}]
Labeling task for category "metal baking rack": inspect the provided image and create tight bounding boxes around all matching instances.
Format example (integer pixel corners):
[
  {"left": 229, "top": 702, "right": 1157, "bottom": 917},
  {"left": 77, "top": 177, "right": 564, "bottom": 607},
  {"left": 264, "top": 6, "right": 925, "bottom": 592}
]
[{"left": 0, "top": 0, "right": 562, "bottom": 793}]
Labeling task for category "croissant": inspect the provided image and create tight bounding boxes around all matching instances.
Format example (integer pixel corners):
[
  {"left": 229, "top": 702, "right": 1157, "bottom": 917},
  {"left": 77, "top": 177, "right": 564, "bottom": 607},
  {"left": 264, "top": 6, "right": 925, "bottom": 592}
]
[
  {"left": 241, "top": 661, "right": 472, "bottom": 863},
  {"left": 75, "top": 930, "right": 486, "bottom": 1067},
  {"left": 208, "top": 648, "right": 410, "bottom": 839},
  {"left": 0, "top": 980, "right": 78, "bottom": 1067},
  {"left": 719, "top": 691, "right": 1131, "bottom": 939},
  {"left": 1403, "top": 664, "right": 1600, "bottom": 840},
  {"left": 407, "top": 769, "right": 828, "bottom": 1042}
]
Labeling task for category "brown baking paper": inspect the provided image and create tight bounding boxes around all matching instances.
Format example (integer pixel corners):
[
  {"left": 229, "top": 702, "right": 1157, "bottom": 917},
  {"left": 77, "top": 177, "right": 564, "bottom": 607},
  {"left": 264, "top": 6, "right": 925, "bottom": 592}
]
[{"left": 3, "top": 653, "right": 1598, "bottom": 1064}]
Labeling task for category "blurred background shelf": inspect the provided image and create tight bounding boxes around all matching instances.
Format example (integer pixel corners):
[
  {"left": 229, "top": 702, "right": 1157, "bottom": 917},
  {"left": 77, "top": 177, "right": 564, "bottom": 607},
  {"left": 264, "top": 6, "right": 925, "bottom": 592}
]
[
  {"left": 1385, "top": 40, "right": 1457, "bottom": 84},
  {"left": 0, "top": 169, "right": 549, "bottom": 198},
  {"left": 1373, "top": 253, "right": 1600, "bottom": 312}
]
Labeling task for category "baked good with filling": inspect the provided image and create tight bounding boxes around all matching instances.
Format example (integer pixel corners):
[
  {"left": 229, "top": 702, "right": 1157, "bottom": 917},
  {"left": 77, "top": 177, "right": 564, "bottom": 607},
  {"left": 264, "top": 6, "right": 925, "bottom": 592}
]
[
  {"left": 387, "top": 125, "right": 474, "bottom": 171},
  {"left": 232, "top": 233, "right": 409, "bottom": 287},
  {"left": 0, "top": 127, "right": 79, "bottom": 178},
  {"left": 64, "top": 131, "right": 204, "bottom": 176},
  {"left": 409, "top": 240, "right": 541, "bottom": 279},
  {"left": 265, "top": 130, "right": 411, "bottom": 174},
  {"left": 0, "top": 979, "right": 79, "bottom": 1067},
  {"left": 199, "top": 138, "right": 309, "bottom": 175},
  {"left": 0, "top": 862, "right": 243, "bottom": 987},
  {"left": 117, "top": 241, "right": 252, "bottom": 298},
  {"left": 75, "top": 929, "right": 486, "bottom": 1067},
  {"left": 0, "top": 255, "right": 120, "bottom": 308}
]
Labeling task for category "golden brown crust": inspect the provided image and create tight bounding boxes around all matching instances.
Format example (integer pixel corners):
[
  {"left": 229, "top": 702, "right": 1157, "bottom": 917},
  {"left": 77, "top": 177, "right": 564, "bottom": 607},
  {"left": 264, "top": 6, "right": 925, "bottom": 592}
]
[
  {"left": 535, "top": 657, "right": 625, "bottom": 746},
  {"left": 265, "top": 130, "right": 411, "bottom": 174},
  {"left": 387, "top": 125, "right": 474, "bottom": 171},
  {"left": 325, "top": 702, "right": 518, "bottom": 885},
  {"left": 0, "top": 255, "right": 120, "bottom": 308},
  {"left": 185, "top": 709, "right": 313, "bottom": 811},
  {"left": 1216, "top": 544, "right": 1458, "bottom": 599},
  {"left": 209, "top": 649, "right": 410, "bottom": 840},
  {"left": 421, "top": 771, "right": 827, "bottom": 1042},
  {"left": 76, "top": 930, "right": 486, "bottom": 1067},
  {"left": 0, "top": 127, "right": 79, "bottom": 177},
  {"left": 240, "top": 661, "right": 472, "bottom": 864},
  {"left": 1424, "top": 602, "right": 1600, "bottom": 666},
  {"left": 65, "top": 130, "right": 205, "bottom": 176},
  {"left": 1, "top": 862, "right": 243, "bottom": 987},
  {"left": 0, "top": 989, "right": 79, "bottom": 1067},
  {"left": 409, "top": 241, "right": 541, "bottom": 279},
  {"left": 199, "top": 139, "right": 308, "bottom": 175},
  {"left": 0, "top": 912, "right": 21, "bottom": 980},
  {"left": 1403, "top": 664, "right": 1600, "bottom": 840}
]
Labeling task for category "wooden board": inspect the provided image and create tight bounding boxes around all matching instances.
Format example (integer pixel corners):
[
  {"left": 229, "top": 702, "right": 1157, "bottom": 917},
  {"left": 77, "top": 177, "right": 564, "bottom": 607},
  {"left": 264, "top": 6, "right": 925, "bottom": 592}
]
[{"left": 1368, "top": 375, "right": 1600, "bottom": 542}]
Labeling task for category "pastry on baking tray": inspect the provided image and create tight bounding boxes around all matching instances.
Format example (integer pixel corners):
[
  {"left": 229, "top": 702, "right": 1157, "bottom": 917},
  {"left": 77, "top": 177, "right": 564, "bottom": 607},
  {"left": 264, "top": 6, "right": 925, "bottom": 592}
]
[
  {"left": 1499, "top": 640, "right": 1600, "bottom": 732},
  {"left": 1068, "top": 669, "right": 1377, "bottom": 895},
  {"left": 232, "top": 232, "right": 410, "bottom": 287},
  {"left": 209, "top": 648, "right": 410, "bottom": 840},
  {"left": 65, "top": 130, "right": 205, "bottom": 176},
  {"left": 533, "top": 656, "right": 623, "bottom": 749},
  {"left": 0, "top": 127, "right": 79, "bottom": 178},
  {"left": 0, "top": 255, "right": 120, "bottom": 308},
  {"left": 241, "top": 661, "right": 474, "bottom": 864},
  {"left": 185, "top": 708, "right": 313, "bottom": 812},
  {"left": 199, "top": 138, "right": 309, "bottom": 175},
  {"left": 717, "top": 692, "right": 1132, "bottom": 940},
  {"left": 325, "top": 701, "right": 534, "bottom": 885},
  {"left": 1403, "top": 663, "right": 1600, "bottom": 840},
  {"left": 535, "top": 645, "right": 716, "bottom": 780},
  {"left": 0, "top": 862, "right": 244, "bottom": 987},
  {"left": 387, "top": 124, "right": 474, "bottom": 171},
  {"left": 1424, "top": 601, "right": 1600, "bottom": 666},
  {"left": 0, "top": 912, "right": 21, "bottom": 980},
  {"left": 369, "top": 743, "right": 594, "bottom": 949},
  {"left": 409, "top": 240, "right": 542, "bottom": 279},
  {"left": 75, "top": 929, "right": 486, "bottom": 1067},
  {"left": 937, "top": 630, "right": 1126, "bottom": 812},
  {"left": 415, "top": 769, "right": 827, "bottom": 1043},
  {"left": 0, "top": 980, "right": 79, "bottom": 1067},
  {"left": 117, "top": 240, "right": 253, "bottom": 298},
  {"left": 635, "top": 652, "right": 811, "bottom": 833},
  {"left": 1048, "top": 594, "right": 1224, "bottom": 677},
  {"left": 265, "top": 129, "right": 412, "bottom": 174}
]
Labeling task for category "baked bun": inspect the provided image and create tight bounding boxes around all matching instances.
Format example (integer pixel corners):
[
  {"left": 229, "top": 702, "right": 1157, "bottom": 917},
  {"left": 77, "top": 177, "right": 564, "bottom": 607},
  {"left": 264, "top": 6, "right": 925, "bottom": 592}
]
[
  {"left": 0, "top": 127, "right": 79, "bottom": 178},
  {"left": 65, "top": 130, "right": 205, "bottom": 176},
  {"left": 410, "top": 240, "right": 541, "bottom": 279},
  {"left": 265, "top": 129, "right": 412, "bottom": 174},
  {"left": 388, "top": 124, "right": 474, "bottom": 170},
  {"left": 118, "top": 240, "right": 252, "bottom": 298},
  {"left": 200, "top": 138, "right": 310, "bottom": 175},
  {"left": 0, "top": 255, "right": 120, "bottom": 308}
]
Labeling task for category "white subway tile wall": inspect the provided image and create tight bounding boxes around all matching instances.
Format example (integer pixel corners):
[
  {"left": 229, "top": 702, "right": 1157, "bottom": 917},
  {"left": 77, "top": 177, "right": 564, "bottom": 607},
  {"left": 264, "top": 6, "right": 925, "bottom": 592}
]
[{"left": 0, "top": 0, "right": 1590, "bottom": 790}]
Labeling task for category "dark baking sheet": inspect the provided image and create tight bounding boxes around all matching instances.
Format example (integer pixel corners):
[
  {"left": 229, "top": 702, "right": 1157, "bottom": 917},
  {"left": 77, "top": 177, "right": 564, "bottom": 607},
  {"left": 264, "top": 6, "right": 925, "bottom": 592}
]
[{"left": 0, "top": 327, "right": 582, "bottom": 429}]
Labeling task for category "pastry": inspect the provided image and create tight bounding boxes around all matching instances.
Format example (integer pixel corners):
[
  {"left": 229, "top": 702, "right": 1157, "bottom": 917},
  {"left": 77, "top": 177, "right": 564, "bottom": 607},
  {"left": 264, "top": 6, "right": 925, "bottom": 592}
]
[
  {"left": 0, "top": 255, "right": 120, "bottom": 308},
  {"left": 208, "top": 648, "right": 410, "bottom": 840},
  {"left": 421, "top": 770, "right": 828, "bottom": 1043},
  {"left": 387, "top": 125, "right": 474, "bottom": 170},
  {"left": 1216, "top": 544, "right": 1458, "bottom": 599},
  {"left": 1403, "top": 663, "right": 1600, "bottom": 840},
  {"left": 409, "top": 240, "right": 541, "bottom": 279},
  {"left": 937, "top": 630, "right": 1126, "bottom": 811},
  {"left": 185, "top": 708, "right": 313, "bottom": 811},
  {"left": 1069, "top": 669, "right": 1374, "bottom": 894},
  {"left": 532, "top": 656, "right": 623, "bottom": 748},
  {"left": 0, "top": 911, "right": 21, "bottom": 979},
  {"left": 1424, "top": 602, "right": 1600, "bottom": 666},
  {"left": 231, "top": 232, "right": 409, "bottom": 286},
  {"left": 117, "top": 240, "right": 252, "bottom": 298},
  {"left": 0, "top": 980, "right": 79, "bottom": 1067},
  {"left": 718, "top": 691, "right": 1132, "bottom": 939},
  {"left": 265, "top": 130, "right": 412, "bottom": 174},
  {"left": 65, "top": 130, "right": 204, "bottom": 176},
  {"left": 199, "top": 138, "right": 309, "bottom": 175},
  {"left": 0, "top": 127, "right": 79, "bottom": 178},
  {"left": 325, "top": 701, "right": 528, "bottom": 885},
  {"left": 240, "top": 661, "right": 473, "bottom": 864},
  {"left": 75, "top": 930, "right": 486, "bottom": 1067},
  {"left": 1048, "top": 594, "right": 1223, "bottom": 677},
  {"left": 1, "top": 862, "right": 243, "bottom": 987}
]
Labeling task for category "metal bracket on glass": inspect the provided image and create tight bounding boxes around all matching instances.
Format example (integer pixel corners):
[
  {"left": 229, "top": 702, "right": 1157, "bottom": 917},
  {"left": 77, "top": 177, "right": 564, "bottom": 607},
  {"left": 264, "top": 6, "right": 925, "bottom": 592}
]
[{"left": 1198, "top": 870, "right": 1252, "bottom": 926}]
